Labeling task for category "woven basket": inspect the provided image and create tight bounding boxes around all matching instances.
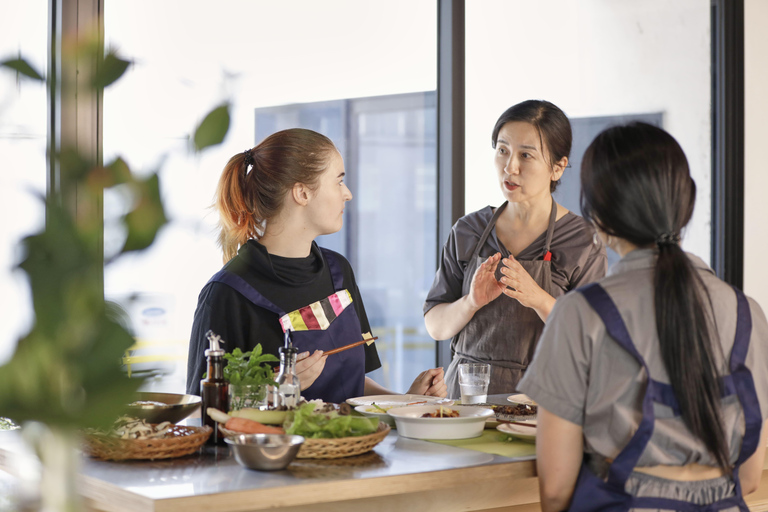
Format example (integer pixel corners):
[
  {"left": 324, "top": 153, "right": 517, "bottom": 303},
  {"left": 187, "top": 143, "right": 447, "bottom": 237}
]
[
  {"left": 296, "top": 422, "right": 390, "bottom": 459},
  {"left": 82, "top": 425, "right": 212, "bottom": 461}
]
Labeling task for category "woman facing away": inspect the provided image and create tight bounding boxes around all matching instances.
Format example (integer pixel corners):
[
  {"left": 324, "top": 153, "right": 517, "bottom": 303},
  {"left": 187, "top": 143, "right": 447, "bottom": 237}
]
[
  {"left": 518, "top": 122, "right": 768, "bottom": 511},
  {"left": 186, "top": 128, "right": 446, "bottom": 403},
  {"left": 424, "top": 100, "right": 607, "bottom": 397}
]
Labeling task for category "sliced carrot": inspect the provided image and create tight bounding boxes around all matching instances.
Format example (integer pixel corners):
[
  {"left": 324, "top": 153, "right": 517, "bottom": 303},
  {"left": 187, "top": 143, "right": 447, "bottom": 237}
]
[{"left": 224, "top": 416, "right": 285, "bottom": 435}]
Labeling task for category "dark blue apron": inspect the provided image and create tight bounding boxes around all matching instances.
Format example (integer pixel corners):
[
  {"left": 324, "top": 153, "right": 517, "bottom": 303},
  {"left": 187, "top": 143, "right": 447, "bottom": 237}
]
[
  {"left": 209, "top": 248, "right": 366, "bottom": 404},
  {"left": 567, "top": 283, "right": 760, "bottom": 512}
]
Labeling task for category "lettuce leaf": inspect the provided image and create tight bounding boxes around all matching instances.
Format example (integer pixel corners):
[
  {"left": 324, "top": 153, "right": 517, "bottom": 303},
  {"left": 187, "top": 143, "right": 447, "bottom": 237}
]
[{"left": 285, "top": 403, "right": 379, "bottom": 438}]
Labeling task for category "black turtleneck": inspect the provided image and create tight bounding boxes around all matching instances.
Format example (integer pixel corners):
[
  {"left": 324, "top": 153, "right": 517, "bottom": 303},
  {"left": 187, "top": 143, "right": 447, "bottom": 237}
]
[{"left": 186, "top": 240, "right": 380, "bottom": 395}]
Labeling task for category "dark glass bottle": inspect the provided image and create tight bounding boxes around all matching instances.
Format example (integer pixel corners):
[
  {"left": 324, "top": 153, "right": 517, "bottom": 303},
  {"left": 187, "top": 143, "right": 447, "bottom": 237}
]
[{"left": 201, "top": 330, "right": 228, "bottom": 445}]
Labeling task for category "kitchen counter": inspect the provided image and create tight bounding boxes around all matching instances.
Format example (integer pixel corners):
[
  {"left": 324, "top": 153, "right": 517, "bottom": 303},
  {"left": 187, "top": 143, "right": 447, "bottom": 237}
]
[
  {"left": 0, "top": 395, "right": 540, "bottom": 512},
  {"left": 4, "top": 394, "right": 768, "bottom": 511}
]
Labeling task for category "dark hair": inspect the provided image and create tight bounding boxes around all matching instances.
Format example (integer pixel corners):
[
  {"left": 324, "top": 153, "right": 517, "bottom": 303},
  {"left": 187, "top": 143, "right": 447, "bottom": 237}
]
[
  {"left": 491, "top": 100, "right": 572, "bottom": 193},
  {"left": 580, "top": 122, "right": 730, "bottom": 472},
  {"left": 215, "top": 128, "right": 337, "bottom": 261}
]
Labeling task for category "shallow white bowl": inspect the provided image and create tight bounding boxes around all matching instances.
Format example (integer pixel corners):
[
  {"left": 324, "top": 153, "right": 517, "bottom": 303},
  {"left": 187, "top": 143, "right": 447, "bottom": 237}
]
[
  {"left": 354, "top": 405, "right": 397, "bottom": 427},
  {"left": 387, "top": 405, "right": 494, "bottom": 440}
]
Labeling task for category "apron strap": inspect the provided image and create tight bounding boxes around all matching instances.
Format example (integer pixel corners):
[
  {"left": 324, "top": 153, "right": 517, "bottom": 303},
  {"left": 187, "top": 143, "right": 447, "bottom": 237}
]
[
  {"left": 730, "top": 287, "right": 761, "bottom": 472},
  {"left": 580, "top": 283, "right": 762, "bottom": 494},
  {"left": 580, "top": 283, "right": 656, "bottom": 488},
  {"left": 208, "top": 269, "right": 285, "bottom": 317},
  {"left": 472, "top": 202, "right": 508, "bottom": 260},
  {"left": 475, "top": 200, "right": 558, "bottom": 261},
  {"left": 319, "top": 247, "right": 345, "bottom": 291},
  {"left": 542, "top": 197, "right": 557, "bottom": 260}
]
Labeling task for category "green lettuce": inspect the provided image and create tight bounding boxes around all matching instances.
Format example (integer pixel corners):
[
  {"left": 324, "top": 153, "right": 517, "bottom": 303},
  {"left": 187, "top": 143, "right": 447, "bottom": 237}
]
[{"left": 285, "top": 403, "right": 379, "bottom": 438}]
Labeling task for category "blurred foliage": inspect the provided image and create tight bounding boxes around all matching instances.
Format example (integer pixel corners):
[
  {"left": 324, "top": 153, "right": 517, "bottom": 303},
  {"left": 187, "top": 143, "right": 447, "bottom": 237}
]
[
  {"left": 0, "top": 37, "right": 230, "bottom": 430},
  {"left": 193, "top": 103, "right": 231, "bottom": 151}
]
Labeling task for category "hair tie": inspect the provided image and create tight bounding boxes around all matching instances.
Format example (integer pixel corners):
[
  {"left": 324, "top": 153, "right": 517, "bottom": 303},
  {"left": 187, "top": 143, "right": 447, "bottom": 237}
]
[
  {"left": 243, "top": 149, "right": 254, "bottom": 170},
  {"left": 656, "top": 232, "right": 680, "bottom": 247}
]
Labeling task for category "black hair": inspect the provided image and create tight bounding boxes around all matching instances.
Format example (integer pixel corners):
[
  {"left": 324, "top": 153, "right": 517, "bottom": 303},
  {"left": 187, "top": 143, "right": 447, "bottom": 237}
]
[
  {"left": 580, "top": 122, "right": 730, "bottom": 472},
  {"left": 491, "top": 100, "right": 572, "bottom": 193}
]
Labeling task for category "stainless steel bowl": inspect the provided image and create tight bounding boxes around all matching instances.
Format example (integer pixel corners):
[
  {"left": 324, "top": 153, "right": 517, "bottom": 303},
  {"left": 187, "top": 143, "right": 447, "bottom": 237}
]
[
  {"left": 225, "top": 434, "right": 305, "bottom": 471},
  {"left": 125, "top": 392, "right": 201, "bottom": 424}
]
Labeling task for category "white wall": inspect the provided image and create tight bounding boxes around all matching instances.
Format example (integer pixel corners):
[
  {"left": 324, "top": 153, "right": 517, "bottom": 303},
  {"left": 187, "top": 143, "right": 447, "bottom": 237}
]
[
  {"left": 744, "top": 0, "right": 768, "bottom": 311},
  {"left": 464, "top": 0, "right": 712, "bottom": 261}
]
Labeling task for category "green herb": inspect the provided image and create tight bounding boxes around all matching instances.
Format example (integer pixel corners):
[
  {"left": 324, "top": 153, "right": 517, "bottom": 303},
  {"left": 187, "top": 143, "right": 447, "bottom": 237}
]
[
  {"left": 285, "top": 403, "right": 379, "bottom": 438},
  {"left": 221, "top": 345, "right": 279, "bottom": 387}
]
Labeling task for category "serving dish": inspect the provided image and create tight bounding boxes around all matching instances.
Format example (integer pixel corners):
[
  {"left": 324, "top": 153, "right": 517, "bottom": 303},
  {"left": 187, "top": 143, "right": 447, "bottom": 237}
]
[
  {"left": 82, "top": 424, "right": 212, "bottom": 460},
  {"left": 354, "top": 404, "right": 397, "bottom": 427},
  {"left": 225, "top": 433, "right": 304, "bottom": 471},
  {"left": 496, "top": 421, "right": 536, "bottom": 443},
  {"left": 126, "top": 392, "right": 201, "bottom": 424},
  {"left": 346, "top": 394, "right": 451, "bottom": 407},
  {"left": 507, "top": 394, "right": 537, "bottom": 406},
  {"left": 220, "top": 422, "right": 391, "bottom": 459},
  {"left": 387, "top": 405, "right": 494, "bottom": 440}
]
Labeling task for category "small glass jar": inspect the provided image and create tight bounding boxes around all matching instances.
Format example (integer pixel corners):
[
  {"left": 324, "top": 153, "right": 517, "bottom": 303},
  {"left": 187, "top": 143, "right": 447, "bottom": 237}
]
[{"left": 228, "top": 383, "right": 268, "bottom": 411}]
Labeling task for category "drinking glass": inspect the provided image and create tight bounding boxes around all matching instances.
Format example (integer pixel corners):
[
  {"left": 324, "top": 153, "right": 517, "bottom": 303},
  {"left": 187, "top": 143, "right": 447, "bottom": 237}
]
[{"left": 458, "top": 363, "right": 490, "bottom": 404}]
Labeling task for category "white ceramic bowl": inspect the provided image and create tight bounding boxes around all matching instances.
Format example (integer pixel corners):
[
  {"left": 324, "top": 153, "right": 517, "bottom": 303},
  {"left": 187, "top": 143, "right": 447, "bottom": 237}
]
[
  {"left": 354, "top": 404, "right": 397, "bottom": 427},
  {"left": 387, "top": 405, "right": 494, "bottom": 440}
]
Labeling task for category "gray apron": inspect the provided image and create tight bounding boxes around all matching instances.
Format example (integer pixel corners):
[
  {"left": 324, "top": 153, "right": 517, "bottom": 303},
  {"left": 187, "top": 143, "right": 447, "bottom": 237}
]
[{"left": 445, "top": 200, "right": 558, "bottom": 398}]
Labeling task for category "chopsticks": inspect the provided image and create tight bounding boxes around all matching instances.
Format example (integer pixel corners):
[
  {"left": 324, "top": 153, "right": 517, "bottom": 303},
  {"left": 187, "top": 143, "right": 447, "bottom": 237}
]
[{"left": 323, "top": 337, "right": 378, "bottom": 356}]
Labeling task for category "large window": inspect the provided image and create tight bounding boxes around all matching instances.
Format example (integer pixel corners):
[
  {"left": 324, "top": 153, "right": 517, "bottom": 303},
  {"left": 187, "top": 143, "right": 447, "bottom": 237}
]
[
  {"left": 465, "top": 0, "right": 712, "bottom": 264},
  {"left": 103, "top": 0, "right": 438, "bottom": 392},
  {"left": 0, "top": 1, "right": 48, "bottom": 366}
]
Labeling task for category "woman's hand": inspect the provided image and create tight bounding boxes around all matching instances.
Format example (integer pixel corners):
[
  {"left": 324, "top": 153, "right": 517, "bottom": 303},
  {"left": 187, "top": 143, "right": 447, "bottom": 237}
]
[
  {"left": 499, "top": 256, "right": 556, "bottom": 321},
  {"left": 406, "top": 367, "right": 447, "bottom": 397},
  {"left": 467, "top": 252, "right": 506, "bottom": 310},
  {"left": 295, "top": 350, "right": 325, "bottom": 390}
]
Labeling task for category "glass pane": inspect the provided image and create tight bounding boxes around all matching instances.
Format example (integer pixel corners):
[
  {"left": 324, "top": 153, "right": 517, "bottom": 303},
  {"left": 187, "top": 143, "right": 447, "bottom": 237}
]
[
  {"left": 0, "top": 1, "right": 48, "bottom": 365},
  {"left": 104, "top": 0, "right": 437, "bottom": 393},
  {"left": 465, "top": 0, "right": 711, "bottom": 265}
]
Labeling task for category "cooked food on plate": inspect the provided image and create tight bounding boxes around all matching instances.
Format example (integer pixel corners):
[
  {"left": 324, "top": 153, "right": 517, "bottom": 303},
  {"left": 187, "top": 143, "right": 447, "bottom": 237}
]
[{"left": 421, "top": 407, "right": 460, "bottom": 418}]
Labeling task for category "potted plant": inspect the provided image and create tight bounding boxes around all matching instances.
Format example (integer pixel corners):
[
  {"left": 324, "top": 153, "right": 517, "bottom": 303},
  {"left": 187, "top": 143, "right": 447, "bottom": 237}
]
[{"left": 223, "top": 346, "right": 279, "bottom": 411}]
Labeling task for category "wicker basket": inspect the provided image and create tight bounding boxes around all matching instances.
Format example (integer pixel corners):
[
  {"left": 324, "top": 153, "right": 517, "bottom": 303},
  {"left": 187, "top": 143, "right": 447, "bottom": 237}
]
[
  {"left": 219, "top": 422, "right": 390, "bottom": 459},
  {"left": 296, "top": 422, "right": 390, "bottom": 459},
  {"left": 82, "top": 425, "right": 212, "bottom": 461}
]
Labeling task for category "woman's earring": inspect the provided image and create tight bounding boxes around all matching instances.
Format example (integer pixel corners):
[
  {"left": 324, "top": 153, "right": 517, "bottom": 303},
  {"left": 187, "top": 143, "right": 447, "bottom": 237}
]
[{"left": 593, "top": 232, "right": 599, "bottom": 246}]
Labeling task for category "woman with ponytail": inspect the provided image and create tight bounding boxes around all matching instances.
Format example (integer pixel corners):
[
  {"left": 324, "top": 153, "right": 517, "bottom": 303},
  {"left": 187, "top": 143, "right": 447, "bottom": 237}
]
[
  {"left": 517, "top": 122, "right": 768, "bottom": 511},
  {"left": 186, "top": 128, "right": 446, "bottom": 403}
]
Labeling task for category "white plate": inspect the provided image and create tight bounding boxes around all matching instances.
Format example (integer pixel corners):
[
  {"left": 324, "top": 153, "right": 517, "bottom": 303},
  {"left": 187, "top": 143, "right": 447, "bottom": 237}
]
[
  {"left": 346, "top": 394, "right": 451, "bottom": 407},
  {"left": 354, "top": 405, "right": 397, "bottom": 427},
  {"left": 387, "top": 405, "right": 494, "bottom": 440},
  {"left": 496, "top": 421, "right": 537, "bottom": 442},
  {"left": 507, "top": 394, "right": 537, "bottom": 406}
]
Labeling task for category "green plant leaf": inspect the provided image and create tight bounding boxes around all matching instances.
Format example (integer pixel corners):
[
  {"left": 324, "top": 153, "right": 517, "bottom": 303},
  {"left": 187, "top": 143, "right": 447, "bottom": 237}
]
[
  {"left": 0, "top": 57, "right": 44, "bottom": 81},
  {"left": 193, "top": 104, "right": 230, "bottom": 151},
  {"left": 92, "top": 52, "right": 131, "bottom": 89},
  {"left": 121, "top": 174, "right": 168, "bottom": 252}
]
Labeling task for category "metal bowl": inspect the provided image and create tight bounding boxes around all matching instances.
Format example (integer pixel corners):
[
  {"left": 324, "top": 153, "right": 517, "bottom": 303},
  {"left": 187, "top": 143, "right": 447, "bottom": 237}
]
[
  {"left": 125, "top": 392, "right": 201, "bottom": 424},
  {"left": 225, "top": 434, "right": 305, "bottom": 471}
]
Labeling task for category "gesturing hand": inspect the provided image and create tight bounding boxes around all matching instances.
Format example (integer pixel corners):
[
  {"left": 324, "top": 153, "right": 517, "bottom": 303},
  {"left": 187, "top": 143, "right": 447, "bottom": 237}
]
[
  {"left": 499, "top": 255, "right": 548, "bottom": 311},
  {"left": 295, "top": 350, "right": 325, "bottom": 390},
  {"left": 467, "top": 252, "right": 505, "bottom": 311}
]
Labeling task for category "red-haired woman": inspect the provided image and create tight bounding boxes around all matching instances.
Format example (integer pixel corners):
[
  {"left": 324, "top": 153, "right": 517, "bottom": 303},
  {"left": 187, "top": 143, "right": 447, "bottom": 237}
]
[{"left": 186, "top": 128, "right": 445, "bottom": 403}]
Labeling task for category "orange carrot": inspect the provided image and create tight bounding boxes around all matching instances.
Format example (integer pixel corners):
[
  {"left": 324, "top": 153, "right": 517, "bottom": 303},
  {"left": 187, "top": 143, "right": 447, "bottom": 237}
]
[{"left": 224, "top": 416, "right": 285, "bottom": 435}]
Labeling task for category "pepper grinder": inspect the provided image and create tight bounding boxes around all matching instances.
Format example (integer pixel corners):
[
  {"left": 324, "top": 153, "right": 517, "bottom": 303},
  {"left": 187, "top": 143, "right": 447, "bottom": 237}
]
[{"left": 201, "top": 330, "right": 228, "bottom": 445}]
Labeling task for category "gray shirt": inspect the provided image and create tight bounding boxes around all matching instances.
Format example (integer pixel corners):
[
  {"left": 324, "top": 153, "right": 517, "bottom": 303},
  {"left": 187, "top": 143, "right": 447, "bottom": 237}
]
[
  {"left": 424, "top": 206, "right": 607, "bottom": 315},
  {"left": 518, "top": 248, "right": 768, "bottom": 467}
]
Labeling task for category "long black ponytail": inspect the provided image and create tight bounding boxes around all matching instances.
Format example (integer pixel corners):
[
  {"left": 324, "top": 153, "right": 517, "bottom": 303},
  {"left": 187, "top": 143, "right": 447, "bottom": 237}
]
[{"left": 580, "top": 122, "right": 730, "bottom": 472}]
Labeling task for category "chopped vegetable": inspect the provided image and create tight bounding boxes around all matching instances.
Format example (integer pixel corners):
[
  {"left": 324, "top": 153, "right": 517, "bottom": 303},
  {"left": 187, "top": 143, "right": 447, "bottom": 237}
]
[
  {"left": 224, "top": 416, "right": 285, "bottom": 435},
  {"left": 285, "top": 403, "right": 379, "bottom": 438},
  {"left": 371, "top": 402, "right": 387, "bottom": 413}
]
